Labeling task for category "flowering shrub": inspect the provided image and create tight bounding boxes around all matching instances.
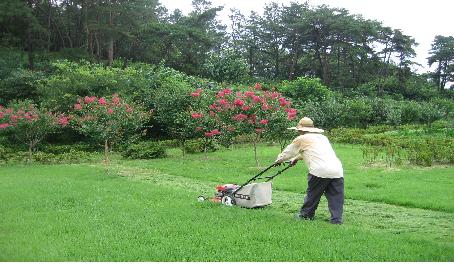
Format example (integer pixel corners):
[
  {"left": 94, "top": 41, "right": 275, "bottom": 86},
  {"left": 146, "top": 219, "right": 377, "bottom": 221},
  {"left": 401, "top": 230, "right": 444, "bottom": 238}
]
[
  {"left": 70, "top": 94, "right": 150, "bottom": 167},
  {"left": 0, "top": 100, "right": 65, "bottom": 161},
  {"left": 189, "top": 84, "right": 298, "bottom": 164}
]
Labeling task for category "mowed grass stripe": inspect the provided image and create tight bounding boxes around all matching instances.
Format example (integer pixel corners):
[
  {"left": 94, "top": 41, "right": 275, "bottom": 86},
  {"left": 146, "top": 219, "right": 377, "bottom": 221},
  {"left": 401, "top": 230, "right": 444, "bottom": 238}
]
[
  {"left": 115, "top": 143, "right": 454, "bottom": 212},
  {"left": 1, "top": 164, "right": 452, "bottom": 261},
  {"left": 108, "top": 163, "right": 454, "bottom": 247}
]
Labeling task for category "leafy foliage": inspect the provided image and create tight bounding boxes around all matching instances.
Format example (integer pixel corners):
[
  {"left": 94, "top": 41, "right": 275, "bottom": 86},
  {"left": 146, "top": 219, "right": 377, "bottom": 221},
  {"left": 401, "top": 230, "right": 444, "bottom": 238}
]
[
  {"left": 121, "top": 141, "right": 167, "bottom": 159},
  {"left": 328, "top": 124, "right": 454, "bottom": 166},
  {"left": 202, "top": 49, "right": 249, "bottom": 83},
  {"left": 280, "top": 77, "right": 333, "bottom": 103}
]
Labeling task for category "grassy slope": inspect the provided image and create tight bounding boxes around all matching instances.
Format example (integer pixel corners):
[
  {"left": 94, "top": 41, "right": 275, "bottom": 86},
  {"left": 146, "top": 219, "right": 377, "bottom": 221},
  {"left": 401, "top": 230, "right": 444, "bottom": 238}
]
[
  {"left": 118, "top": 143, "right": 454, "bottom": 212},
  {"left": 0, "top": 152, "right": 453, "bottom": 261}
]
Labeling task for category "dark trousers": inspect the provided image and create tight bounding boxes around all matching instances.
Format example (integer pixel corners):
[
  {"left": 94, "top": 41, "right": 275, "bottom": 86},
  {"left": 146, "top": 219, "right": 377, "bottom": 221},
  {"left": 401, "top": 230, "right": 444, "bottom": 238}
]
[{"left": 300, "top": 174, "right": 344, "bottom": 224}]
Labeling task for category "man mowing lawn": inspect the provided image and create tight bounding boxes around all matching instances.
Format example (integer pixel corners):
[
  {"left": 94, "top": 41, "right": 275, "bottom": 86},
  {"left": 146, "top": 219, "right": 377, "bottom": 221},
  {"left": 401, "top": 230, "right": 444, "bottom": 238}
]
[{"left": 274, "top": 117, "right": 344, "bottom": 224}]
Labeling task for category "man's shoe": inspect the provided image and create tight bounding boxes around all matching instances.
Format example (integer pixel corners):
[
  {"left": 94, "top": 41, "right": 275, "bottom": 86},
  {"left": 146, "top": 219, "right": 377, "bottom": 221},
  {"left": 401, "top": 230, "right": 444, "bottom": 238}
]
[{"left": 294, "top": 213, "right": 314, "bottom": 220}]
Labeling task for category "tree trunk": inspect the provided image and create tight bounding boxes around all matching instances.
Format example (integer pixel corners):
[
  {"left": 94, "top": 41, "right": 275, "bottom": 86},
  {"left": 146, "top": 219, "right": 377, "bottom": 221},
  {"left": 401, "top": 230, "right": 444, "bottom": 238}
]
[
  {"left": 66, "top": 3, "right": 73, "bottom": 48},
  {"left": 107, "top": 9, "right": 114, "bottom": 66},
  {"left": 104, "top": 139, "right": 109, "bottom": 170},
  {"left": 95, "top": 13, "right": 101, "bottom": 61},
  {"left": 28, "top": 143, "right": 33, "bottom": 164},
  {"left": 204, "top": 138, "right": 208, "bottom": 160},
  {"left": 82, "top": 0, "right": 89, "bottom": 51},
  {"left": 253, "top": 134, "right": 260, "bottom": 168},
  {"left": 288, "top": 35, "right": 299, "bottom": 80},
  {"left": 181, "top": 139, "right": 186, "bottom": 157},
  {"left": 274, "top": 48, "right": 279, "bottom": 78},
  {"left": 47, "top": 0, "right": 52, "bottom": 51},
  {"left": 108, "top": 38, "right": 114, "bottom": 66},
  {"left": 248, "top": 48, "right": 254, "bottom": 77},
  {"left": 95, "top": 32, "right": 101, "bottom": 61},
  {"left": 26, "top": 0, "right": 34, "bottom": 70}
]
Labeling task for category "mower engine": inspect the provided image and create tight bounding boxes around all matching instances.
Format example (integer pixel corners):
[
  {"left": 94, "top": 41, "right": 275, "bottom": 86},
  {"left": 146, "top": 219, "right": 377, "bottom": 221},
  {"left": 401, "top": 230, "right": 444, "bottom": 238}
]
[
  {"left": 215, "top": 184, "right": 239, "bottom": 200},
  {"left": 198, "top": 184, "right": 239, "bottom": 204}
]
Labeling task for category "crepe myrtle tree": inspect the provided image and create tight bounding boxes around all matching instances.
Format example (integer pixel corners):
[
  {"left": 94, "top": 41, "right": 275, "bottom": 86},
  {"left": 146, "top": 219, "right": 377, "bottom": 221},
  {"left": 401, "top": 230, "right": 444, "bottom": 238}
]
[
  {"left": 189, "top": 84, "right": 298, "bottom": 166},
  {"left": 187, "top": 88, "right": 222, "bottom": 159},
  {"left": 0, "top": 100, "right": 67, "bottom": 162},
  {"left": 70, "top": 94, "right": 150, "bottom": 168}
]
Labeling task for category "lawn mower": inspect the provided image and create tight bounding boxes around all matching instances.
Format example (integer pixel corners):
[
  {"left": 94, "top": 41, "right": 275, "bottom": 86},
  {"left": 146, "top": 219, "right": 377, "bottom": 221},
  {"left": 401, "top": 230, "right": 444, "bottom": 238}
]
[{"left": 197, "top": 162, "right": 293, "bottom": 208}]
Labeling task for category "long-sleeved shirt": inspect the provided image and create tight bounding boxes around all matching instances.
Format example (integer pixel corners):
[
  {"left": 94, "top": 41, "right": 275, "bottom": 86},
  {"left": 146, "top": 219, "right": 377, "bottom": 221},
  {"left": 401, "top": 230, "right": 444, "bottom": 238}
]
[{"left": 275, "top": 133, "right": 343, "bottom": 178}]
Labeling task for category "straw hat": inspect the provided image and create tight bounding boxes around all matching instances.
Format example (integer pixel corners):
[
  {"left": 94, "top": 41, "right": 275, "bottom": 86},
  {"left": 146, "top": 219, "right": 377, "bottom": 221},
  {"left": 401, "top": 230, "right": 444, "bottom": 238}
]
[{"left": 287, "top": 117, "right": 324, "bottom": 133}]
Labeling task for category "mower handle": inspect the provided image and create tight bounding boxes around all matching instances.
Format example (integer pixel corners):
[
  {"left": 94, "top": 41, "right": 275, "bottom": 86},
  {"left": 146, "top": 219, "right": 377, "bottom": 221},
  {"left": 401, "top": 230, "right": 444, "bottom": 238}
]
[{"left": 232, "top": 162, "right": 293, "bottom": 196}]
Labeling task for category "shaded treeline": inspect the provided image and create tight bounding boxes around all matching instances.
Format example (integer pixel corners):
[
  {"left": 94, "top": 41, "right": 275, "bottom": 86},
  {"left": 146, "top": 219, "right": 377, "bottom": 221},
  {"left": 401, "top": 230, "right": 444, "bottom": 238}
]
[{"left": 0, "top": 0, "right": 453, "bottom": 91}]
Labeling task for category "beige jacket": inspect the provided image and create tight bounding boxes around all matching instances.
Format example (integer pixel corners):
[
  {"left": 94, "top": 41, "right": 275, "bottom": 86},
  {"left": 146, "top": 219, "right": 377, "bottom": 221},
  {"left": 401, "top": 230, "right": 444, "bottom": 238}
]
[{"left": 275, "top": 133, "right": 343, "bottom": 178}]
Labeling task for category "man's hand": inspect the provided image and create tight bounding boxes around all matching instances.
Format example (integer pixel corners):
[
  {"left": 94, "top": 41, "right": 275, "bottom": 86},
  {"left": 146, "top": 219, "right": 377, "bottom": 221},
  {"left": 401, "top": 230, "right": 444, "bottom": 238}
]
[{"left": 289, "top": 158, "right": 298, "bottom": 166}]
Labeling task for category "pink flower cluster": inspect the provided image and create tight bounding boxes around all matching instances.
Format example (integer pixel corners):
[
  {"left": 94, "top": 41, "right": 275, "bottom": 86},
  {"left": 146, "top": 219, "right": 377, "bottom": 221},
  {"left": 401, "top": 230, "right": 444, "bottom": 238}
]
[
  {"left": 189, "top": 86, "right": 298, "bottom": 138},
  {"left": 278, "top": 97, "right": 291, "bottom": 107},
  {"left": 285, "top": 108, "right": 298, "bottom": 120},
  {"left": 260, "top": 119, "right": 269, "bottom": 125},
  {"left": 232, "top": 113, "right": 248, "bottom": 121},
  {"left": 58, "top": 115, "right": 70, "bottom": 127},
  {"left": 84, "top": 96, "right": 97, "bottom": 104},
  {"left": 191, "top": 113, "right": 203, "bottom": 119},
  {"left": 98, "top": 97, "right": 107, "bottom": 106},
  {"left": 0, "top": 104, "right": 69, "bottom": 129},
  {"left": 74, "top": 94, "right": 135, "bottom": 115},
  {"left": 0, "top": 105, "right": 41, "bottom": 129},
  {"left": 234, "top": 99, "right": 244, "bottom": 107},
  {"left": 216, "top": 88, "right": 232, "bottom": 98},
  {"left": 112, "top": 94, "right": 121, "bottom": 105},
  {"left": 204, "top": 129, "right": 221, "bottom": 138},
  {"left": 191, "top": 88, "right": 203, "bottom": 97}
]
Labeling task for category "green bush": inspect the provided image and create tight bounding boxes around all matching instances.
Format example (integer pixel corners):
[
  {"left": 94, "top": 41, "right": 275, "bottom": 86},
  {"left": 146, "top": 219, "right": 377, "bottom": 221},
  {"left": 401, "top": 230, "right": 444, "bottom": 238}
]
[
  {"left": 41, "top": 143, "right": 98, "bottom": 154},
  {"left": 183, "top": 138, "right": 218, "bottom": 154},
  {"left": 330, "top": 125, "right": 453, "bottom": 167},
  {"left": 232, "top": 134, "right": 257, "bottom": 145},
  {"left": 342, "top": 98, "right": 373, "bottom": 128},
  {"left": 159, "top": 139, "right": 179, "bottom": 148},
  {"left": 0, "top": 69, "right": 43, "bottom": 105},
  {"left": 0, "top": 144, "right": 11, "bottom": 161},
  {"left": 0, "top": 148, "right": 96, "bottom": 164},
  {"left": 202, "top": 50, "right": 249, "bottom": 83},
  {"left": 280, "top": 77, "right": 333, "bottom": 103},
  {"left": 55, "top": 149, "right": 97, "bottom": 163},
  {"left": 38, "top": 60, "right": 154, "bottom": 111},
  {"left": 121, "top": 141, "right": 167, "bottom": 159},
  {"left": 300, "top": 99, "right": 343, "bottom": 130},
  {"left": 419, "top": 102, "right": 444, "bottom": 125}
]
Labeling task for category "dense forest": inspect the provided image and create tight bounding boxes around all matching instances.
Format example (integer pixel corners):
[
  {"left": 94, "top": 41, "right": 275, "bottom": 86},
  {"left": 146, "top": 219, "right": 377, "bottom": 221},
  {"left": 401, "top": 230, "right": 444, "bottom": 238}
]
[{"left": 1, "top": 0, "right": 454, "bottom": 89}]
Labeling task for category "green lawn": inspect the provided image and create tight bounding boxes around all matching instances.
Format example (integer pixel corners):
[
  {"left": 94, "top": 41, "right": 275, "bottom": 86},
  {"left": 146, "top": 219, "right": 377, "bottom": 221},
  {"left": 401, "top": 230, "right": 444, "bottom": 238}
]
[
  {"left": 1, "top": 144, "right": 453, "bottom": 261},
  {"left": 119, "top": 143, "right": 454, "bottom": 212}
]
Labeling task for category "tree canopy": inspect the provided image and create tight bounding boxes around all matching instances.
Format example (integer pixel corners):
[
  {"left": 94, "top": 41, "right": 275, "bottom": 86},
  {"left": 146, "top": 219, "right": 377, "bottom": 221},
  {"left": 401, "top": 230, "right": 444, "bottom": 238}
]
[{"left": 0, "top": 0, "right": 452, "bottom": 91}]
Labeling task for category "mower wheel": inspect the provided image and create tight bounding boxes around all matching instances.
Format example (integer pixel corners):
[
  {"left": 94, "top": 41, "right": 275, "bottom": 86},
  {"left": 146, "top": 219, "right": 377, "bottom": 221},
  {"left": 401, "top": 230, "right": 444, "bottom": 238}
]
[
  {"left": 221, "top": 196, "right": 234, "bottom": 206},
  {"left": 197, "top": 196, "right": 206, "bottom": 202}
]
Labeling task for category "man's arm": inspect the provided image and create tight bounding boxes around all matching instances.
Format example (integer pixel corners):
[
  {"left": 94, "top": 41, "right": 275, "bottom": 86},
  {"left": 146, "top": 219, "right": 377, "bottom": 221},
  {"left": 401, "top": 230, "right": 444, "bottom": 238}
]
[{"left": 274, "top": 140, "right": 302, "bottom": 165}]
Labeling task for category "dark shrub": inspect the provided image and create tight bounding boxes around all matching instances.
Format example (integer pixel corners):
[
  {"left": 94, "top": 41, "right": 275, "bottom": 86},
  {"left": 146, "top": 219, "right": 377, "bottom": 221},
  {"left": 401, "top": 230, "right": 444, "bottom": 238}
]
[{"left": 122, "top": 141, "right": 166, "bottom": 159}]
